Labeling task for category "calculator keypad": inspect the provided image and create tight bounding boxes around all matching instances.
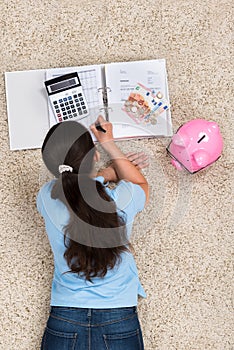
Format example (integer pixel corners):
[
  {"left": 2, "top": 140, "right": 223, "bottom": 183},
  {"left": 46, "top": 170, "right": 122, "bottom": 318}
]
[{"left": 52, "top": 93, "right": 88, "bottom": 122}]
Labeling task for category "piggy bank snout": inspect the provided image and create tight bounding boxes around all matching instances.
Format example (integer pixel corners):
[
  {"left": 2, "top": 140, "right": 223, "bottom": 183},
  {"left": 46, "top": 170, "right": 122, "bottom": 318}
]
[{"left": 172, "top": 133, "right": 189, "bottom": 148}]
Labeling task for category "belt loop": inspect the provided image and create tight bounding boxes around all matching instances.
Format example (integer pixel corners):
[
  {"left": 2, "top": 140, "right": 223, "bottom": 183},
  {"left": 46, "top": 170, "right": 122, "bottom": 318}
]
[
  {"left": 134, "top": 306, "right": 137, "bottom": 313},
  {"left": 87, "top": 308, "right": 92, "bottom": 318}
]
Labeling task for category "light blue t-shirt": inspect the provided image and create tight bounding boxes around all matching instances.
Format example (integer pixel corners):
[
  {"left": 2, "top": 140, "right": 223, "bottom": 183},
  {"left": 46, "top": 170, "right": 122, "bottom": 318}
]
[{"left": 37, "top": 176, "right": 146, "bottom": 308}]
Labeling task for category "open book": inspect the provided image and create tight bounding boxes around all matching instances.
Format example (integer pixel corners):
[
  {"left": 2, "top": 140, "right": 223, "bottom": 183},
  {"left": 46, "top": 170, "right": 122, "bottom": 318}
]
[
  {"left": 5, "top": 59, "right": 172, "bottom": 150},
  {"left": 46, "top": 59, "right": 172, "bottom": 140}
]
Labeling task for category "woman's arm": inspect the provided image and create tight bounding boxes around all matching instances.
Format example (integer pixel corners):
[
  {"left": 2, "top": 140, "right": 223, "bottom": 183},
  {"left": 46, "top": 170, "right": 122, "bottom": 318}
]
[
  {"left": 96, "top": 165, "right": 118, "bottom": 183},
  {"left": 96, "top": 152, "right": 149, "bottom": 183},
  {"left": 90, "top": 116, "right": 149, "bottom": 203}
]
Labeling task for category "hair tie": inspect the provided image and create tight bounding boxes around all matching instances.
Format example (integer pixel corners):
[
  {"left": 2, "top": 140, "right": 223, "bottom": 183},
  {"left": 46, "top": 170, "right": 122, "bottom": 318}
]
[{"left": 59, "top": 165, "right": 73, "bottom": 174}]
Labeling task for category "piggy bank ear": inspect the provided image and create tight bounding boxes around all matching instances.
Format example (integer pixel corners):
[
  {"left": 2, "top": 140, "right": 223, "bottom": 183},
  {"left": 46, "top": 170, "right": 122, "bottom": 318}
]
[
  {"left": 193, "top": 150, "right": 210, "bottom": 167},
  {"left": 209, "top": 122, "right": 219, "bottom": 133},
  {"left": 172, "top": 133, "right": 189, "bottom": 148}
]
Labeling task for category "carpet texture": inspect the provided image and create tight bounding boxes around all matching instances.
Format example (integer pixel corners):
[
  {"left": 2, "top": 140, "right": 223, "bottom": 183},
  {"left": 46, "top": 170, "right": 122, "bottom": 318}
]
[{"left": 0, "top": 0, "right": 233, "bottom": 349}]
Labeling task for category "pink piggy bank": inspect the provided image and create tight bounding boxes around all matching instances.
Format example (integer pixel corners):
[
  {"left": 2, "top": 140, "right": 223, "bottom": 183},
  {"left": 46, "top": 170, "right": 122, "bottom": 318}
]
[{"left": 167, "top": 119, "right": 223, "bottom": 174}]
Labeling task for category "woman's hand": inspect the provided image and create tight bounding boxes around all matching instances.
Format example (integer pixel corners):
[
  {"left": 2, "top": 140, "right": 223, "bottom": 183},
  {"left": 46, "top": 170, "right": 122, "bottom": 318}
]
[
  {"left": 125, "top": 152, "right": 149, "bottom": 170},
  {"left": 90, "top": 115, "right": 114, "bottom": 146}
]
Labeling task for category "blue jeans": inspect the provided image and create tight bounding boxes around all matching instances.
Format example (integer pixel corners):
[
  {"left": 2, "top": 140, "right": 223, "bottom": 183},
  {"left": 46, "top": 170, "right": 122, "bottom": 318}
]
[{"left": 41, "top": 306, "right": 144, "bottom": 350}]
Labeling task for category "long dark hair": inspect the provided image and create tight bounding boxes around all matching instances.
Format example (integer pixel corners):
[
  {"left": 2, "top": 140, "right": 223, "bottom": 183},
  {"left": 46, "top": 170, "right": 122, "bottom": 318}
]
[{"left": 41, "top": 121, "right": 130, "bottom": 282}]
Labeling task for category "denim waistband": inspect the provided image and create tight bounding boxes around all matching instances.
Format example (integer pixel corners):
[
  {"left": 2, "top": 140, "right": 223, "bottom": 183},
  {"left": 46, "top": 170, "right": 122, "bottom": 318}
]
[
  {"left": 51, "top": 306, "right": 137, "bottom": 312},
  {"left": 49, "top": 305, "right": 138, "bottom": 326}
]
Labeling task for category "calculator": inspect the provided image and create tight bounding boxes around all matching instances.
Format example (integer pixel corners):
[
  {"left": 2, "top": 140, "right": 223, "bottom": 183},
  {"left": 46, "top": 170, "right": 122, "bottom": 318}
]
[{"left": 44, "top": 72, "right": 89, "bottom": 123}]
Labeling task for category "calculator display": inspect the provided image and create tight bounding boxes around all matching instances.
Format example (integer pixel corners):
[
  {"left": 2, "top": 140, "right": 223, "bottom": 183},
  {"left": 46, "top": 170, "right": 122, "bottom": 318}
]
[{"left": 50, "top": 78, "right": 77, "bottom": 93}]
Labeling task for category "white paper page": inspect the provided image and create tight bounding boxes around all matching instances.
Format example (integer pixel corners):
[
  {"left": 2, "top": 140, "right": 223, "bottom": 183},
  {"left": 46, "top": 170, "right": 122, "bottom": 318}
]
[
  {"left": 105, "top": 59, "right": 172, "bottom": 137},
  {"left": 46, "top": 65, "right": 104, "bottom": 129},
  {"left": 5, "top": 69, "right": 50, "bottom": 150},
  {"left": 107, "top": 104, "right": 172, "bottom": 139}
]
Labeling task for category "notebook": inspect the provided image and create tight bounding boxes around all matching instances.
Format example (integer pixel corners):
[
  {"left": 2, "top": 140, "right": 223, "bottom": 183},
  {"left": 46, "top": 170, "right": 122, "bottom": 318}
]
[{"left": 5, "top": 59, "right": 172, "bottom": 150}]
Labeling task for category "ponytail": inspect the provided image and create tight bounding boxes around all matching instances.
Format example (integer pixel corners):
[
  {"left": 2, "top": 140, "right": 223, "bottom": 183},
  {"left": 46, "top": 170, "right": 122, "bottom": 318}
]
[{"left": 51, "top": 172, "right": 129, "bottom": 282}]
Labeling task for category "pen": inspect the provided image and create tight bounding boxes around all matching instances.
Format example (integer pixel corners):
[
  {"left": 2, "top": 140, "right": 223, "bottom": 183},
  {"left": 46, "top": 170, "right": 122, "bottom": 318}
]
[{"left": 95, "top": 123, "right": 106, "bottom": 133}]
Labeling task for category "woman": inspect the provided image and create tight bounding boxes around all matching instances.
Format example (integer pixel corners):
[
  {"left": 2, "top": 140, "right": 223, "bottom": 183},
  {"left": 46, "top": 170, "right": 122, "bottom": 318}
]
[{"left": 37, "top": 115, "right": 149, "bottom": 349}]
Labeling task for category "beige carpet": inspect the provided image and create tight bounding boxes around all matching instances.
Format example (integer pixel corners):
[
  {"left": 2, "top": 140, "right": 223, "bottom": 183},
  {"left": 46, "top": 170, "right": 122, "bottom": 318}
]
[{"left": 0, "top": 0, "right": 233, "bottom": 349}]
